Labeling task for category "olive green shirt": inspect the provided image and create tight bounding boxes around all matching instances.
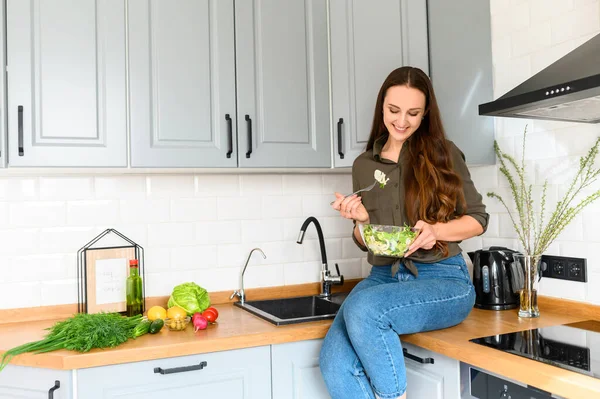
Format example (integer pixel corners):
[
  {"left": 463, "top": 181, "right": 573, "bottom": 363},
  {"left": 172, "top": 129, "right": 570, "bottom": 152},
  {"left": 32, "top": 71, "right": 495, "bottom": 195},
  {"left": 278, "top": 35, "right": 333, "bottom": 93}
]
[{"left": 352, "top": 135, "right": 489, "bottom": 275}]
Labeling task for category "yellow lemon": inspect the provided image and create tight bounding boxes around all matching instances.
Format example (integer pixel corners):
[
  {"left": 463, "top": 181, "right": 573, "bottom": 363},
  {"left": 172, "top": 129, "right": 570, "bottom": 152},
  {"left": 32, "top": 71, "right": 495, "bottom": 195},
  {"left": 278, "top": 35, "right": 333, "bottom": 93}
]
[
  {"left": 167, "top": 305, "right": 187, "bottom": 320},
  {"left": 147, "top": 306, "right": 167, "bottom": 321}
]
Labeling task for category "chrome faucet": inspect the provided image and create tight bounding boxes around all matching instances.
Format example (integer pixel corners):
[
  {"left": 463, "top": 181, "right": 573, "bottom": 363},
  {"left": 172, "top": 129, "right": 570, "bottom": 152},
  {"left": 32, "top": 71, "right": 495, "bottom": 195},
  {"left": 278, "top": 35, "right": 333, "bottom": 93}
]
[
  {"left": 297, "top": 216, "right": 344, "bottom": 298},
  {"left": 230, "top": 247, "right": 267, "bottom": 305}
]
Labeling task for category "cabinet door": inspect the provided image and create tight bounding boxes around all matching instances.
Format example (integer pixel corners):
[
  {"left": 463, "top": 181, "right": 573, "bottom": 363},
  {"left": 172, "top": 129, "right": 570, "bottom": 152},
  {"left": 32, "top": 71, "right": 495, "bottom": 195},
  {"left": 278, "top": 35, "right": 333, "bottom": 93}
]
[
  {"left": 272, "top": 339, "right": 330, "bottom": 399},
  {"left": 428, "top": 0, "right": 494, "bottom": 165},
  {"left": 235, "top": 0, "right": 331, "bottom": 168},
  {"left": 128, "top": 0, "right": 237, "bottom": 167},
  {"left": 6, "top": 0, "right": 127, "bottom": 167},
  {"left": 404, "top": 342, "right": 460, "bottom": 399},
  {"left": 77, "top": 346, "right": 271, "bottom": 399},
  {"left": 330, "top": 0, "right": 429, "bottom": 167},
  {"left": 0, "top": 365, "right": 72, "bottom": 399}
]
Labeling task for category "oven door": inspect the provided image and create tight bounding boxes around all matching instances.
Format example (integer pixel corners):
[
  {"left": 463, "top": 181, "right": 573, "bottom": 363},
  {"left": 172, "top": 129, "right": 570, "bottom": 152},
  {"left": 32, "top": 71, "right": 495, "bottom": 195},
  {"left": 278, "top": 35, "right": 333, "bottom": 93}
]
[{"left": 460, "top": 363, "right": 564, "bottom": 399}]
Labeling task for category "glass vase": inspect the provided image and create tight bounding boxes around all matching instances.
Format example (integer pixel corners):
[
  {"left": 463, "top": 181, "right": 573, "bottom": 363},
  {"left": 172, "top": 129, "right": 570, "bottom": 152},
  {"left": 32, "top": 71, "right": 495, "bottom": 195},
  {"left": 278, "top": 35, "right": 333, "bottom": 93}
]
[{"left": 513, "top": 253, "right": 540, "bottom": 318}]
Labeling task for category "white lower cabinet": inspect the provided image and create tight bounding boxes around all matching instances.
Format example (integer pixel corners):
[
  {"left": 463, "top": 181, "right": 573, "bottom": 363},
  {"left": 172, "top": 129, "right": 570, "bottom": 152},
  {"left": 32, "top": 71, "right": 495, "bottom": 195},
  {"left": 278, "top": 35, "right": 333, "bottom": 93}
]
[
  {"left": 77, "top": 346, "right": 271, "bottom": 399},
  {"left": 0, "top": 365, "right": 72, "bottom": 398},
  {"left": 271, "top": 339, "right": 329, "bottom": 399},
  {"left": 404, "top": 342, "right": 460, "bottom": 399}
]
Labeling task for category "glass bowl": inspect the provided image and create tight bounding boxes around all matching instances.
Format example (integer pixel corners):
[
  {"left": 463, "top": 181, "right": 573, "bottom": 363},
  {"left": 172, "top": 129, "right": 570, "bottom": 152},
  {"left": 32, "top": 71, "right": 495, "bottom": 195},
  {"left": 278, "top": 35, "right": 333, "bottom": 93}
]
[
  {"left": 358, "top": 224, "right": 420, "bottom": 257},
  {"left": 164, "top": 316, "right": 191, "bottom": 331}
]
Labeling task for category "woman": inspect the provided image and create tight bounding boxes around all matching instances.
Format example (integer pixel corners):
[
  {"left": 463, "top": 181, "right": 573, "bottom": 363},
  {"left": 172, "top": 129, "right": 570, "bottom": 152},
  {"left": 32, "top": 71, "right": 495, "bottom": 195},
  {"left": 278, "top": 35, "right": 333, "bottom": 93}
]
[{"left": 323, "top": 66, "right": 488, "bottom": 399}]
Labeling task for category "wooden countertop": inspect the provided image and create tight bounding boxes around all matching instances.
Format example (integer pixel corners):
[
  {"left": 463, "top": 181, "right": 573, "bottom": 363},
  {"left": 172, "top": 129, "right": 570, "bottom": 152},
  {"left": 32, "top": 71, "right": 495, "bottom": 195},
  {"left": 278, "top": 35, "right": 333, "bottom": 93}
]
[{"left": 1, "top": 290, "right": 600, "bottom": 399}]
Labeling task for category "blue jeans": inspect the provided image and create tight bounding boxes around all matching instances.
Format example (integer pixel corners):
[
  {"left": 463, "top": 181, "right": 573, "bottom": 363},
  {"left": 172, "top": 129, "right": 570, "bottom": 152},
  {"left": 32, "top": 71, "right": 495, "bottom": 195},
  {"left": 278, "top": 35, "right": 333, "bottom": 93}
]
[{"left": 320, "top": 254, "right": 475, "bottom": 398}]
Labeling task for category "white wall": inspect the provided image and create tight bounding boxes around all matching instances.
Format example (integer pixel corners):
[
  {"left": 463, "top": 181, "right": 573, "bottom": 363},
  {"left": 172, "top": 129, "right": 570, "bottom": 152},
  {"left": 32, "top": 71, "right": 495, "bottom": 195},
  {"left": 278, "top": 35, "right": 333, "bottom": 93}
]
[
  {"left": 2, "top": 0, "right": 600, "bottom": 310},
  {"left": 460, "top": 0, "right": 600, "bottom": 303},
  {"left": 0, "top": 173, "right": 370, "bottom": 309}
]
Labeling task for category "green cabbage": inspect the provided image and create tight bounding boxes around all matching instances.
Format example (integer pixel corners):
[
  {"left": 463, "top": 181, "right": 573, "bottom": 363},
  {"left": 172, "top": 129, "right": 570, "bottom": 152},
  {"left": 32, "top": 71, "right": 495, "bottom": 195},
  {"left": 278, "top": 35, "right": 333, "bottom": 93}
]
[{"left": 167, "top": 282, "right": 210, "bottom": 316}]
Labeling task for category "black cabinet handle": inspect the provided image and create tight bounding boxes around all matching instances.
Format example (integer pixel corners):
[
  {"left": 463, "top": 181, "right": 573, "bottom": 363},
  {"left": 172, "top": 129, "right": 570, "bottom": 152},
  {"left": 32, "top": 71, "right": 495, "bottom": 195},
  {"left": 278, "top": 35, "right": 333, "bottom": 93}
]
[
  {"left": 154, "top": 361, "right": 207, "bottom": 375},
  {"left": 245, "top": 115, "right": 252, "bottom": 158},
  {"left": 18, "top": 106, "right": 24, "bottom": 156},
  {"left": 403, "top": 348, "right": 434, "bottom": 364},
  {"left": 48, "top": 380, "right": 60, "bottom": 399},
  {"left": 337, "top": 118, "right": 344, "bottom": 159},
  {"left": 225, "top": 114, "right": 233, "bottom": 158}
]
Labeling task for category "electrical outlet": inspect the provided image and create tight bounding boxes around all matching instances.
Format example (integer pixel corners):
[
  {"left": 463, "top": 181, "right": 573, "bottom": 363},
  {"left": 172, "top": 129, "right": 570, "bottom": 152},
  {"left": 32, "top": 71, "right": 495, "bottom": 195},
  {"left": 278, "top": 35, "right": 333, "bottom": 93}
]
[{"left": 541, "top": 255, "right": 587, "bottom": 283}]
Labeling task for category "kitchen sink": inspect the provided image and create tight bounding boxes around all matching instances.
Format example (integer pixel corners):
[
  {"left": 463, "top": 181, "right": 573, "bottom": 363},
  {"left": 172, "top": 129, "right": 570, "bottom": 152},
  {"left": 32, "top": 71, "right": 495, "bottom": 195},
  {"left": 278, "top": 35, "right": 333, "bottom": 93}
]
[{"left": 234, "top": 293, "right": 349, "bottom": 326}]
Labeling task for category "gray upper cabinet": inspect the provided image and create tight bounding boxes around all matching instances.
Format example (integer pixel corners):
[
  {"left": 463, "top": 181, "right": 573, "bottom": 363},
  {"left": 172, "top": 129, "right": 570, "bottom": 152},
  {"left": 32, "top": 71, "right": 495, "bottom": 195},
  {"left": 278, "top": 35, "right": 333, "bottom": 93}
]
[
  {"left": 330, "top": 0, "right": 429, "bottom": 168},
  {"left": 6, "top": 0, "right": 127, "bottom": 167},
  {"left": 235, "top": 0, "right": 331, "bottom": 168},
  {"left": 428, "top": 0, "right": 495, "bottom": 165},
  {"left": 128, "top": 0, "right": 237, "bottom": 168}
]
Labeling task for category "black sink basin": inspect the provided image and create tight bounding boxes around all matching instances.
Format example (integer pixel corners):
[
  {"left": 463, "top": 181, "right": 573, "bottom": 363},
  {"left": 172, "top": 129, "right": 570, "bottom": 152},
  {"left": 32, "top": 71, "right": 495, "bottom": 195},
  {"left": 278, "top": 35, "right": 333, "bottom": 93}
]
[{"left": 234, "top": 293, "right": 348, "bottom": 326}]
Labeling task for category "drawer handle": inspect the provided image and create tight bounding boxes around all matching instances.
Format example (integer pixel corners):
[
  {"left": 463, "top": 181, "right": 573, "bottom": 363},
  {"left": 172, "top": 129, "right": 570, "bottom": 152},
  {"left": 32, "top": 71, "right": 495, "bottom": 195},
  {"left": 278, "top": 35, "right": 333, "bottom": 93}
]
[
  {"left": 154, "top": 361, "right": 208, "bottom": 375},
  {"left": 225, "top": 114, "right": 233, "bottom": 158},
  {"left": 48, "top": 380, "right": 60, "bottom": 399},
  {"left": 403, "top": 348, "right": 434, "bottom": 364},
  {"left": 18, "top": 105, "right": 24, "bottom": 156}
]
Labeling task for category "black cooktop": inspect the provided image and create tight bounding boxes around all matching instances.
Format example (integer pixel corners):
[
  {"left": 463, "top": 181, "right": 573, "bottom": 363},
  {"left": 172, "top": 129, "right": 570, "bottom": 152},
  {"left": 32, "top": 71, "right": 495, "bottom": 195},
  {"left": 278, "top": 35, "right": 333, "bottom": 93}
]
[{"left": 470, "top": 320, "right": 600, "bottom": 378}]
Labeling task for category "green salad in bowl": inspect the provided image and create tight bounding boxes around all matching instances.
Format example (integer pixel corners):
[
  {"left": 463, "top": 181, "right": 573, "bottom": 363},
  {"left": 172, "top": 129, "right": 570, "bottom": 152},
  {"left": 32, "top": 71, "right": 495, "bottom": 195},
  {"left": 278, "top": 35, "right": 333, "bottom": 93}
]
[{"left": 358, "top": 224, "right": 419, "bottom": 257}]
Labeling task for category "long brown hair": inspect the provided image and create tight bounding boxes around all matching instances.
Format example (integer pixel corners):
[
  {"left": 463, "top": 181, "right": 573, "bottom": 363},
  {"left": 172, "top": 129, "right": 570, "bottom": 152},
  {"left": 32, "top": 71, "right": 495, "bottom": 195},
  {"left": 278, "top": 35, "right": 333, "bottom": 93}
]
[{"left": 366, "top": 66, "right": 466, "bottom": 256}]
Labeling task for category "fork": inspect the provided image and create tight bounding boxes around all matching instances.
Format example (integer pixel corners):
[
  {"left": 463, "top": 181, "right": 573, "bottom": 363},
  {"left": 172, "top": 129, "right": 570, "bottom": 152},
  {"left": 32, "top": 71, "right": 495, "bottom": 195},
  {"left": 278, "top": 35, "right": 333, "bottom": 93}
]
[{"left": 330, "top": 180, "right": 378, "bottom": 205}]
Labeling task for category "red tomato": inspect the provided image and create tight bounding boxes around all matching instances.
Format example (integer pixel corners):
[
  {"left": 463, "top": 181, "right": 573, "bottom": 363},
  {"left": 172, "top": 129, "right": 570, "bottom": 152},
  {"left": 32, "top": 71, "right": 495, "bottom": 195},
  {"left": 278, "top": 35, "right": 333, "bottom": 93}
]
[
  {"left": 202, "top": 309, "right": 218, "bottom": 323},
  {"left": 206, "top": 306, "right": 219, "bottom": 318}
]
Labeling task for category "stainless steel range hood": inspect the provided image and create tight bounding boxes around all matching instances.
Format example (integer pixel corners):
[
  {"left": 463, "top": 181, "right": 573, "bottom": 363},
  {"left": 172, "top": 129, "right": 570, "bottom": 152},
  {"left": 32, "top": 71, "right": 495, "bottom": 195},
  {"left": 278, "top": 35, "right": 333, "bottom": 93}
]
[{"left": 479, "top": 33, "right": 600, "bottom": 123}]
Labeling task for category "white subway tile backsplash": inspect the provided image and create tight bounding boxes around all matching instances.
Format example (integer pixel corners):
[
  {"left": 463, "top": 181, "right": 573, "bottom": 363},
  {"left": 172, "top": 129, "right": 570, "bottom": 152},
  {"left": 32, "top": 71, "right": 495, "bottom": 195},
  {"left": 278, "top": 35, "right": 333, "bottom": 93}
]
[
  {"left": 10, "top": 202, "right": 66, "bottom": 227},
  {"left": 283, "top": 175, "right": 323, "bottom": 195},
  {"left": 241, "top": 219, "right": 283, "bottom": 243},
  {"left": 171, "top": 245, "right": 218, "bottom": 270},
  {"left": 171, "top": 198, "right": 218, "bottom": 222},
  {"left": 511, "top": 24, "right": 551, "bottom": 57},
  {"left": 0, "top": 177, "right": 38, "bottom": 200},
  {"left": 539, "top": 277, "right": 586, "bottom": 301},
  {"left": 143, "top": 247, "right": 171, "bottom": 272},
  {"left": 120, "top": 199, "right": 170, "bottom": 224},
  {"left": 243, "top": 263, "right": 285, "bottom": 289},
  {"left": 302, "top": 195, "right": 341, "bottom": 218},
  {"left": 148, "top": 175, "right": 195, "bottom": 198},
  {"left": 0, "top": 229, "right": 39, "bottom": 256},
  {"left": 262, "top": 196, "right": 303, "bottom": 219},
  {"left": 284, "top": 261, "right": 321, "bottom": 285},
  {"left": 193, "top": 267, "right": 242, "bottom": 292},
  {"left": 148, "top": 223, "right": 195, "bottom": 247},
  {"left": 0, "top": 202, "right": 8, "bottom": 226},
  {"left": 302, "top": 238, "right": 342, "bottom": 263},
  {"left": 39, "top": 227, "right": 97, "bottom": 254},
  {"left": 0, "top": 282, "right": 41, "bottom": 308},
  {"left": 95, "top": 176, "right": 146, "bottom": 200},
  {"left": 67, "top": 200, "right": 119, "bottom": 227},
  {"left": 6, "top": 254, "right": 68, "bottom": 283},
  {"left": 195, "top": 221, "right": 241, "bottom": 245},
  {"left": 240, "top": 175, "right": 283, "bottom": 196},
  {"left": 41, "top": 280, "right": 78, "bottom": 306},
  {"left": 196, "top": 175, "right": 240, "bottom": 197},
  {"left": 333, "top": 258, "right": 363, "bottom": 280},
  {"left": 217, "top": 197, "right": 262, "bottom": 220},
  {"left": 342, "top": 237, "right": 367, "bottom": 259},
  {"left": 529, "top": 0, "right": 574, "bottom": 24},
  {"left": 322, "top": 174, "right": 353, "bottom": 196},
  {"left": 40, "top": 177, "right": 93, "bottom": 200},
  {"left": 550, "top": 2, "right": 600, "bottom": 44}
]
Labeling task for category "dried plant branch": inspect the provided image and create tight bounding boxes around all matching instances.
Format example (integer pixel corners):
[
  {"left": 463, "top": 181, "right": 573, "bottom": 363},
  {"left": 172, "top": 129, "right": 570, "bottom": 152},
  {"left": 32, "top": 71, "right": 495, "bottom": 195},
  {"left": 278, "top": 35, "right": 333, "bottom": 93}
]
[{"left": 487, "top": 128, "right": 600, "bottom": 257}]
